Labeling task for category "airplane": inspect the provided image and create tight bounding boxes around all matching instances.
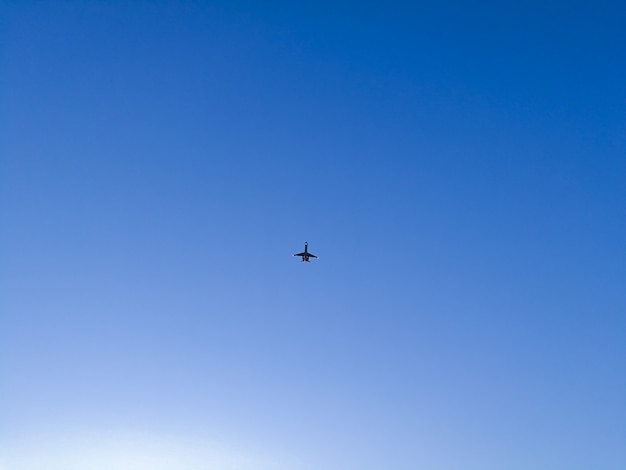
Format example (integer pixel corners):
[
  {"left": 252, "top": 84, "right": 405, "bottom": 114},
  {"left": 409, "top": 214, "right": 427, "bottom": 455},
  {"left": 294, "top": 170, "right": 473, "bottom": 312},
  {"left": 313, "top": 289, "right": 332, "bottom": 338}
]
[{"left": 293, "top": 242, "right": 317, "bottom": 262}]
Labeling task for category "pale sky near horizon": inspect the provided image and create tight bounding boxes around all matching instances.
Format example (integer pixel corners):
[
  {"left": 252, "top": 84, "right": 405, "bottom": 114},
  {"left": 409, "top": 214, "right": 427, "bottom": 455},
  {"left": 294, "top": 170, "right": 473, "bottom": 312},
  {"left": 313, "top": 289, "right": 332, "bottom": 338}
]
[{"left": 1, "top": 2, "right": 625, "bottom": 469}]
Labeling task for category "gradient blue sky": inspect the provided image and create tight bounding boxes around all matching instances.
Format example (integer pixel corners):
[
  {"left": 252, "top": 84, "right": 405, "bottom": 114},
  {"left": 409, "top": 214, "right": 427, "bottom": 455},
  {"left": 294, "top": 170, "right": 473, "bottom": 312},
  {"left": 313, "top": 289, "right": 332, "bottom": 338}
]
[{"left": 2, "top": 1, "right": 625, "bottom": 469}]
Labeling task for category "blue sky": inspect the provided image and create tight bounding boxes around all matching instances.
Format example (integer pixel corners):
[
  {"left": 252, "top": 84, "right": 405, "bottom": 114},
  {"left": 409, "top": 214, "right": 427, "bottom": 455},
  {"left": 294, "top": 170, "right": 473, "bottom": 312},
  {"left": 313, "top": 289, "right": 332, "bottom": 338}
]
[{"left": 1, "top": 1, "right": 625, "bottom": 469}]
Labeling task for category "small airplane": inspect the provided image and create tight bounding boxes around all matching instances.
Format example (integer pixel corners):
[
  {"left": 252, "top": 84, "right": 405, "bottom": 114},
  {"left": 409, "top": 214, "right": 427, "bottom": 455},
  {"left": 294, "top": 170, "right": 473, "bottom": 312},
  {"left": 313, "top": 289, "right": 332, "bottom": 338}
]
[{"left": 293, "top": 242, "right": 317, "bottom": 262}]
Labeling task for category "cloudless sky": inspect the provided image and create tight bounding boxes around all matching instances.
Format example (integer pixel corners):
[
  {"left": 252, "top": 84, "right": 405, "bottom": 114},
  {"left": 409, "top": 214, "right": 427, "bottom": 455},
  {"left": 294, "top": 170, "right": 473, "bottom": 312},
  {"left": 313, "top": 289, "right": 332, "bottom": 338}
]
[{"left": 1, "top": 1, "right": 625, "bottom": 469}]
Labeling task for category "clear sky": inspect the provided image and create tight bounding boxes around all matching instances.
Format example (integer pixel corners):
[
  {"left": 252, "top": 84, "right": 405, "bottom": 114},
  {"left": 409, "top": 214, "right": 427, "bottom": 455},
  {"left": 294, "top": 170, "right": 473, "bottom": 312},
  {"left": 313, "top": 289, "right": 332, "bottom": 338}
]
[{"left": 1, "top": 1, "right": 625, "bottom": 469}]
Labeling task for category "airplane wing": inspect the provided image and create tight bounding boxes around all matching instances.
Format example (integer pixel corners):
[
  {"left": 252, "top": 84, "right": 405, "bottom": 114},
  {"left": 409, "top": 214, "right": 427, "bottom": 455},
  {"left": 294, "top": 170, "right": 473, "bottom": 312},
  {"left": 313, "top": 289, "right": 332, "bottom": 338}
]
[
  {"left": 294, "top": 252, "right": 306, "bottom": 257},
  {"left": 308, "top": 253, "right": 318, "bottom": 258}
]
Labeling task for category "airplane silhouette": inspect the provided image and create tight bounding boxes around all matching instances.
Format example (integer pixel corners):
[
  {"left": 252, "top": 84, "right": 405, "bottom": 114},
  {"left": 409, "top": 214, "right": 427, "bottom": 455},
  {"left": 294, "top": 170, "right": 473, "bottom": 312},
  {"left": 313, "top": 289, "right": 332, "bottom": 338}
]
[{"left": 293, "top": 242, "right": 317, "bottom": 262}]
